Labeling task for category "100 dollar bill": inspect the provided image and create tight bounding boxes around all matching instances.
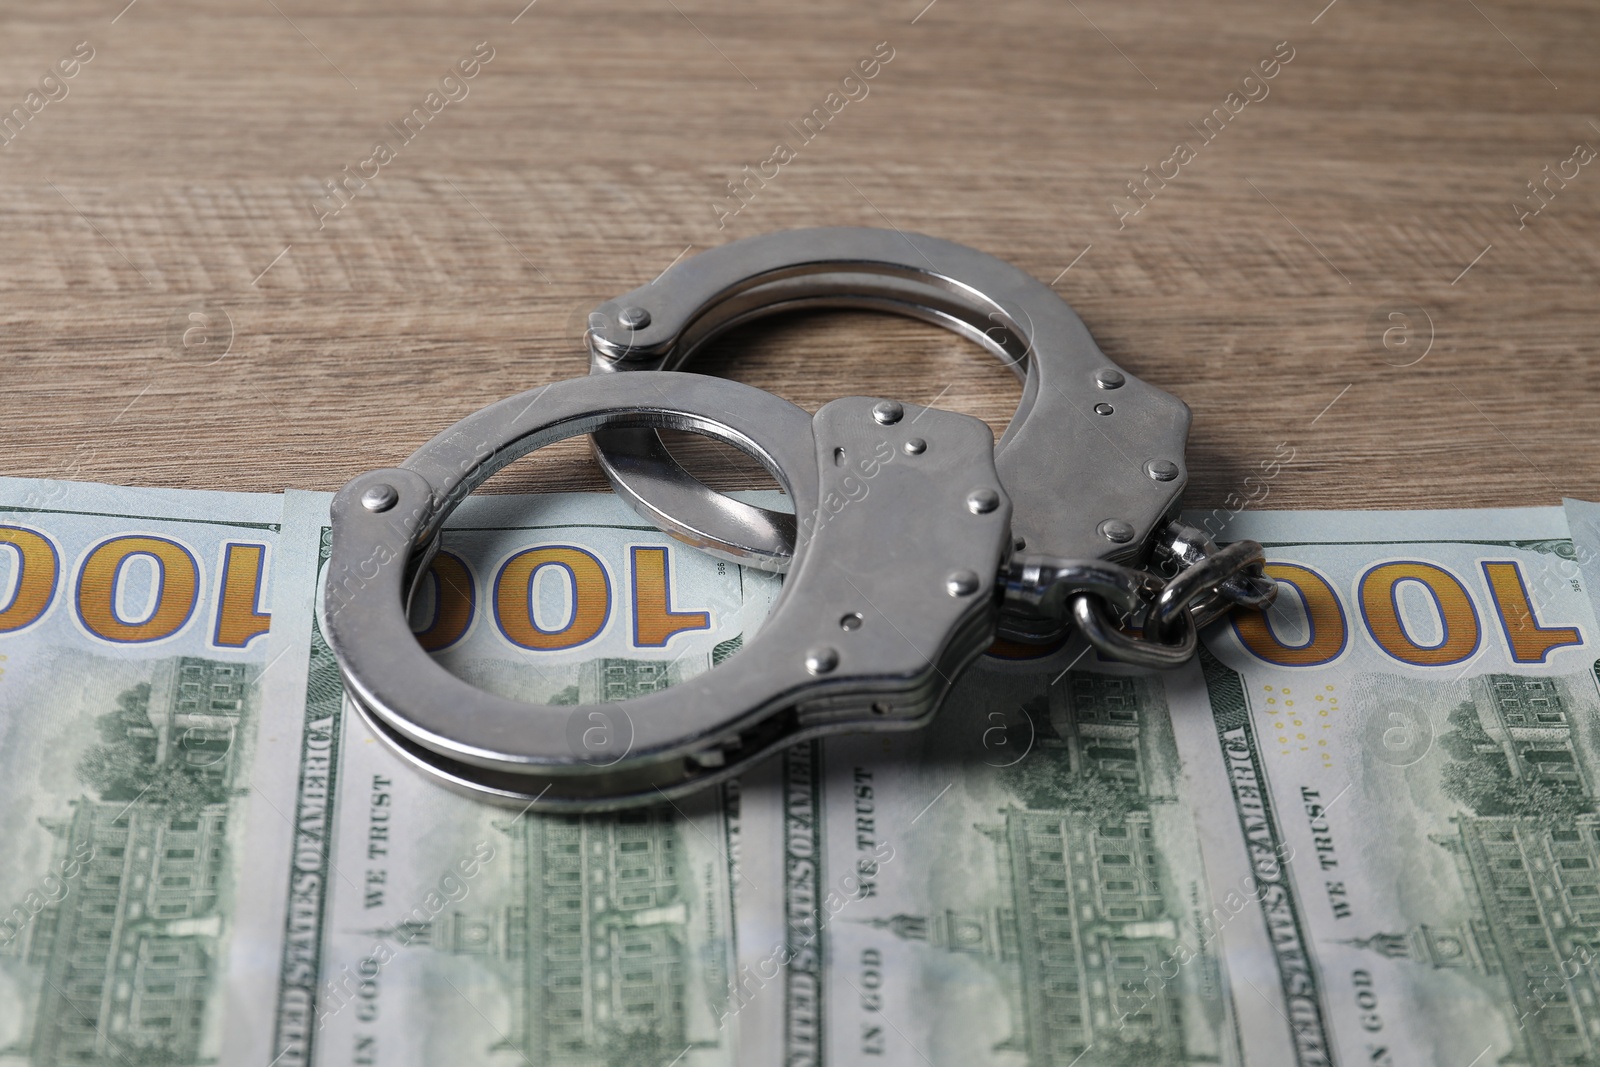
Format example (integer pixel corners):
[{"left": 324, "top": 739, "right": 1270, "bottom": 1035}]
[
  {"left": 1169, "top": 507, "right": 1600, "bottom": 1067},
  {"left": 0, "top": 477, "right": 281, "bottom": 1067},
  {"left": 729, "top": 645, "right": 1253, "bottom": 1066},
  {"left": 11, "top": 471, "right": 1599, "bottom": 1067},
  {"left": 239, "top": 488, "right": 784, "bottom": 1067}
]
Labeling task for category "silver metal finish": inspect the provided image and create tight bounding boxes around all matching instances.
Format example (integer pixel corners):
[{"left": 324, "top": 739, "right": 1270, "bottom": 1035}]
[
  {"left": 946, "top": 570, "right": 981, "bottom": 597},
  {"left": 325, "top": 373, "right": 1012, "bottom": 810},
  {"left": 967, "top": 488, "right": 1000, "bottom": 515},
  {"left": 327, "top": 231, "right": 1280, "bottom": 811},
  {"left": 1145, "top": 459, "right": 1181, "bottom": 482},
  {"left": 1151, "top": 531, "right": 1275, "bottom": 638},
  {"left": 1098, "top": 519, "right": 1136, "bottom": 544},
  {"left": 872, "top": 400, "right": 905, "bottom": 426},
  {"left": 617, "top": 306, "right": 651, "bottom": 330},
  {"left": 1070, "top": 595, "right": 1197, "bottom": 669},
  {"left": 1004, "top": 521, "right": 1276, "bottom": 670},
  {"left": 1005, "top": 555, "right": 1163, "bottom": 623},
  {"left": 360, "top": 484, "right": 398, "bottom": 512},
  {"left": 804, "top": 647, "right": 840, "bottom": 675},
  {"left": 585, "top": 227, "right": 1192, "bottom": 644}
]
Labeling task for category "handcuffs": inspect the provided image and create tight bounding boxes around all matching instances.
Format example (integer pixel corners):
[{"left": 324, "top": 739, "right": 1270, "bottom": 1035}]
[{"left": 324, "top": 227, "right": 1276, "bottom": 811}]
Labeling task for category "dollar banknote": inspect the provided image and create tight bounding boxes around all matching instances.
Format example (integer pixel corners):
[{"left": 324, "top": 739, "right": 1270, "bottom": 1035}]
[
  {"left": 11, "top": 471, "right": 1599, "bottom": 1067},
  {"left": 0, "top": 476, "right": 281, "bottom": 1067},
  {"left": 237, "top": 488, "right": 784, "bottom": 1067},
  {"left": 727, "top": 643, "right": 1255, "bottom": 1067},
  {"left": 1164, "top": 506, "right": 1600, "bottom": 1067},
  {"left": 1567, "top": 499, "right": 1600, "bottom": 629}
]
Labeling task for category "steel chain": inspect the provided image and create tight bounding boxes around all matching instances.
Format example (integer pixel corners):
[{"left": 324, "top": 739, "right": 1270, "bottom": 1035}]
[{"left": 1007, "top": 522, "right": 1277, "bottom": 669}]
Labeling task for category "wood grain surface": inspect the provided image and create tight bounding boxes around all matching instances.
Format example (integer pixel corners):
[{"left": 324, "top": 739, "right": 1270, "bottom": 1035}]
[{"left": 2, "top": 0, "right": 1597, "bottom": 514}]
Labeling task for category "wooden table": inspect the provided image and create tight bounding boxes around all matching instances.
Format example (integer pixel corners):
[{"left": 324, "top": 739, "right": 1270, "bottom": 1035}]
[{"left": 4, "top": 0, "right": 1597, "bottom": 513}]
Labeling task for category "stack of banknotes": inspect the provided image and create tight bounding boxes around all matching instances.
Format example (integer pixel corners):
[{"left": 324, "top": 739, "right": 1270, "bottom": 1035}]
[{"left": 3, "top": 474, "right": 1599, "bottom": 1067}]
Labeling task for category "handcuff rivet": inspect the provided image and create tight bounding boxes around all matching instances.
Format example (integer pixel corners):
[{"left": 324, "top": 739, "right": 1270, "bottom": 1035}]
[
  {"left": 360, "top": 484, "right": 399, "bottom": 513},
  {"left": 946, "top": 570, "right": 980, "bottom": 596},
  {"left": 872, "top": 400, "right": 903, "bottom": 425},
  {"left": 805, "top": 646, "right": 840, "bottom": 674},
  {"left": 840, "top": 612, "right": 864, "bottom": 631},
  {"left": 1145, "top": 459, "right": 1180, "bottom": 482},
  {"left": 1098, "top": 519, "right": 1135, "bottom": 544},
  {"left": 1095, "top": 368, "right": 1126, "bottom": 389},
  {"left": 903, "top": 438, "right": 926, "bottom": 455},
  {"left": 617, "top": 306, "right": 651, "bottom": 330},
  {"left": 1094, "top": 403, "right": 1114, "bottom": 416},
  {"left": 967, "top": 488, "right": 1000, "bottom": 515}
]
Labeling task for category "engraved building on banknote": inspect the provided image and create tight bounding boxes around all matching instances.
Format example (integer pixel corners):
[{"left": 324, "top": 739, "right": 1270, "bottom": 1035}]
[
  {"left": 1349, "top": 673, "right": 1600, "bottom": 1066},
  {"left": 1472, "top": 674, "right": 1590, "bottom": 794},
  {"left": 863, "top": 672, "right": 1213, "bottom": 1066},
  {"left": 1, "top": 657, "right": 255, "bottom": 1067},
  {"left": 375, "top": 656, "right": 716, "bottom": 1066},
  {"left": 374, "top": 808, "right": 702, "bottom": 1066},
  {"left": 582, "top": 658, "right": 679, "bottom": 702}
]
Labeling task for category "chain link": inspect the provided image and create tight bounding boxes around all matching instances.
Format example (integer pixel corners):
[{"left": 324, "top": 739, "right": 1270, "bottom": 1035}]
[{"left": 1005, "top": 522, "right": 1277, "bottom": 669}]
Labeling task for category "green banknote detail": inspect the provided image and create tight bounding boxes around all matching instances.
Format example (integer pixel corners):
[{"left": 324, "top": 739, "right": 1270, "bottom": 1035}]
[
  {"left": 747, "top": 657, "right": 1245, "bottom": 1067},
  {"left": 0, "top": 477, "right": 281, "bottom": 1067},
  {"left": 253, "top": 490, "right": 772, "bottom": 1067},
  {"left": 1172, "top": 506, "right": 1600, "bottom": 1067}
]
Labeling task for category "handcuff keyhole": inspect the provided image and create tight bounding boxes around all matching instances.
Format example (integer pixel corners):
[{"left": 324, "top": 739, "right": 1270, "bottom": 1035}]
[
  {"left": 833, "top": 447, "right": 847, "bottom": 467},
  {"left": 840, "top": 612, "right": 864, "bottom": 631}
]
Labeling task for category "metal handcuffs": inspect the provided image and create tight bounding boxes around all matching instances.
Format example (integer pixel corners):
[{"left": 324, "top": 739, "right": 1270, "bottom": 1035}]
[
  {"left": 585, "top": 226, "right": 1190, "bottom": 643},
  {"left": 325, "top": 228, "right": 1275, "bottom": 810}
]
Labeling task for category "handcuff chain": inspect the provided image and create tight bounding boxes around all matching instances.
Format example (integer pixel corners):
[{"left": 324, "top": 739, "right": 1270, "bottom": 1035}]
[{"left": 1008, "top": 522, "right": 1277, "bottom": 670}]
